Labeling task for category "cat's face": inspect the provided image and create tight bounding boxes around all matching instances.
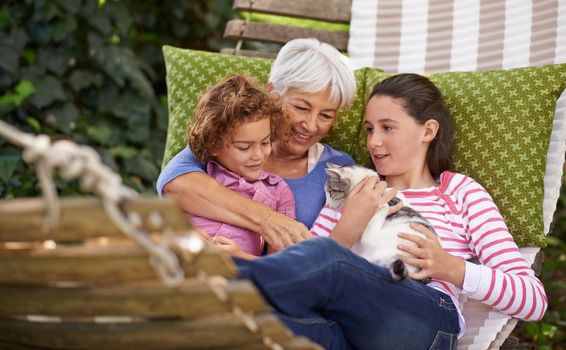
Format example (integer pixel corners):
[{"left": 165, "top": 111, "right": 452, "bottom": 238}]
[{"left": 324, "top": 163, "right": 378, "bottom": 209}]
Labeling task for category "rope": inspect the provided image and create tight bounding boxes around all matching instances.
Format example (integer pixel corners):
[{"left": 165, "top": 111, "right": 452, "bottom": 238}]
[{"left": 0, "top": 120, "right": 184, "bottom": 286}]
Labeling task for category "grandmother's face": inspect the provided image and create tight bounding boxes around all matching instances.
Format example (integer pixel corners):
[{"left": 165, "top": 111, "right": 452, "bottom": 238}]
[{"left": 278, "top": 86, "right": 340, "bottom": 157}]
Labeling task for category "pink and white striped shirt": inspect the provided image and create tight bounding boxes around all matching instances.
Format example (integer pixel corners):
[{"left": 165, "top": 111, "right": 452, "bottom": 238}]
[{"left": 311, "top": 171, "right": 547, "bottom": 335}]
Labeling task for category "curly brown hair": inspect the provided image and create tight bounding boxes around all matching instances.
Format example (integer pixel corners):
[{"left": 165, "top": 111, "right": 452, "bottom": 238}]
[{"left": 188, "top": 74, "right": 288, "bottom": 163}]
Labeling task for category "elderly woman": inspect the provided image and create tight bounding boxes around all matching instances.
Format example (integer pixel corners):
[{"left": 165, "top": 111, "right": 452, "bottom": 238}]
[{"left": 157, "top": 38, "right": 360, "bottom": 250}]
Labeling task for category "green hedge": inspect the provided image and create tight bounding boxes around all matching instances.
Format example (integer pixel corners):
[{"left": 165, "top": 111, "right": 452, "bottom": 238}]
[{"left": 0, "top": 0, "right": 233, "bottom": 197}]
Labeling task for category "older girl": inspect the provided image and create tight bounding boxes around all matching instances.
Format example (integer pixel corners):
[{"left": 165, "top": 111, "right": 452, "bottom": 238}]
[{"left": 235, "top": 74, "right": 547, "bottom": 350}]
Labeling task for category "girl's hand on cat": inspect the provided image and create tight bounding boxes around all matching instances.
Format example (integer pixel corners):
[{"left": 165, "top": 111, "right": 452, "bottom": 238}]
[
  {"left": 331, "top": 177, "right": 396, "bottom": 248},
  {"left": 397, "top": 224, "right": 465, "bottom": 288}
]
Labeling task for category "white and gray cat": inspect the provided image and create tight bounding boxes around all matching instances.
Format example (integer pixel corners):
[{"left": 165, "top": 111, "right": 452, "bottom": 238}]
[{"left": 324, "top": 163, "right": 436, "bottom": 282}]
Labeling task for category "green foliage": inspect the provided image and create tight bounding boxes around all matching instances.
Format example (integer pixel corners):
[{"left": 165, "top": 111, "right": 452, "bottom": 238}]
[
  {"left": 515, "top": 183, "right": 566, "bottom": 349},
  {"left": 0, "top": 0, "right": 233, "bottom": 196}
]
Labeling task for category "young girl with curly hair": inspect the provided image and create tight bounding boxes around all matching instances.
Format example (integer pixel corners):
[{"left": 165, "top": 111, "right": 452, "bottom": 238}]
[{"left": 187, "top": 74, "right": 293, "bottom": 259}]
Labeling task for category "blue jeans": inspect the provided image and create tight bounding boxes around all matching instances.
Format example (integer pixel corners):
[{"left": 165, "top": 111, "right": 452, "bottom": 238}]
[{"left": 235, "top": 237, "right": 460, "bottom": 350}]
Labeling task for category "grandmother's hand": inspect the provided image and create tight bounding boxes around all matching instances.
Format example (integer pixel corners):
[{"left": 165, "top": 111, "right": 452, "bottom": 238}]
[{"left": 258, "top": 210, "right": 312, "bottom": 251}]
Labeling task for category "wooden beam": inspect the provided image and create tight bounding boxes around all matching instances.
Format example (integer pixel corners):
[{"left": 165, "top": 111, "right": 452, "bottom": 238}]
[
  {"left": 230, "top": 337, "right": 323, "bottom": 350},
  {"left": 220, "top": 48, "right": 278, "bottom": 59},
  {"left": 0, "top": 280, "right": 269, "bottom": 318},
  {"left": 224, "top": 20, "right": 348, "bottom": 51},
  {"left": 233, "top": 0, "right": 352, "bottom": 23},
  {"left": 0, "top": 244, "right": 236, "bottom": 286},
  {"left": 0, "top": 197, "right": 191, "bottom": 242},
  {"left": 0, "top": 314, "right": 293, "bottom": 349}
]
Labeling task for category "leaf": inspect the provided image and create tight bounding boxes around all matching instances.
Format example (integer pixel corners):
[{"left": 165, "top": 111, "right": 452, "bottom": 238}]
[
  {"left": 53, "top": 0, "right": 81, "bottom": 14},
  {"left": 86, "top": 122, "right": 113, "bottom": 145},
  {"left": 123, "top": 154, "right": 158, "bottom": 182},
  {"left": 0, "top": 155, "right": 20, "bottom": 184},
  {"left": 14, "top": 80, "right": 35, "bottom": 103},
  {"left": 52, "top": 15, "right": 77, "bottom": 42},
  {"left": 23, "top": 49, "right": 36, "bottom": 65},
  {"left": 0, "top": 28, "right": 29, "bottom": 74},
  {"left": 25, "top": 21, "right": 52, "bottom": 45},
  {"left": 27, "top": 117, "right": 42, "bottom": 132},
  {"left": 84, "top": 7, "right": 112, "bottom": 35},
  {"left": 107, "top": 92, "right": 151, "bottom": 119},
  {"left": 29, "top": 75, "right": 65, "bottom": 108},
  {"left": 523, "top": 322, "right": 539, "bottom": 337},
  {"left": 46, "top": 102, "right": 79, "bottom": 132},
  {"left": 93, "top": 46, "right": 154, "bottom": 98},
  {"left": 540, "top": 323, "right": 557, "bottom": 338},
  {"left": 37, "top": 47, "right": 72, "bottom": 76},
  {"left": 0, "top": 79, "right": 35, "bottom": 107},
  {"left": 69, "top": 70, "right": 103, "bottom": 91},
  {"left": 112, "top": 145, "right": 137, "bottom": 159},
  {"left": 106, "top": 1, "right": 131, "bottom": 36}
]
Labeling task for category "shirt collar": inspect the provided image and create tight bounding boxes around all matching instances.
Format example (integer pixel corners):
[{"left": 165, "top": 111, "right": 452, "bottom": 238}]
[{"left": 207, "top": 161, "right": 281, "bottom": 185}]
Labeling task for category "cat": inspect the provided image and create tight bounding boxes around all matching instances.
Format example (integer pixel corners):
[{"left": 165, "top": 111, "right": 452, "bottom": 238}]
[{"left": 324, "top": 163, "right": 436, "bottom": 282}]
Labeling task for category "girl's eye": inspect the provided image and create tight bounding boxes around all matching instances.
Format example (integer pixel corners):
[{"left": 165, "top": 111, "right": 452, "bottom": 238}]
[
  {"left": 366, "top": 126, "right": 374, "bottom": 133},
  {"left": 261, "top": 140, "right": 271, "bottom": 145},
  {"left": 236, "top": 146, "right": 250, "bottom": 151},
  {"left": 383, "top": 125, "right": 393, "bottom": 132}
]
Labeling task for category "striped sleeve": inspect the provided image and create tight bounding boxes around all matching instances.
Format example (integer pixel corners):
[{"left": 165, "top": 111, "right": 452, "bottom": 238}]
[
  {"left": 459, "top": 177, "right": 547, "bottom": 321},
  {"left": 310, "top": 205, "right": 341, "bottom": 237}
]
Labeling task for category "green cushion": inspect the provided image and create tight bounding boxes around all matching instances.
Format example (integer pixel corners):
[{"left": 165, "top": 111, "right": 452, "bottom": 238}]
[
  {"left": 362, "top": 65, "right": 566, "bottom": 247},
  {"left": 162, "top": 45, "right": 566, "bottom": 247}
]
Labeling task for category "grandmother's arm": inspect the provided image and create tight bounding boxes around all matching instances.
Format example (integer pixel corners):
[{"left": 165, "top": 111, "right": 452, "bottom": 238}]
[{"left": 161, "top": 170, "right": 311, "bottom": 251}]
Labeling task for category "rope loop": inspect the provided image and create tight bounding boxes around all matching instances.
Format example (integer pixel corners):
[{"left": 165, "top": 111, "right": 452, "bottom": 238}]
[{"left": 0, "top": 120, "right": 185, "bottom": 287}]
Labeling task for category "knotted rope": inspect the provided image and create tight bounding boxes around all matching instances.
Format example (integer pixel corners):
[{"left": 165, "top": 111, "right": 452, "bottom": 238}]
[{"left": 0, "top": 120, "right": 184, "bottom": 286}]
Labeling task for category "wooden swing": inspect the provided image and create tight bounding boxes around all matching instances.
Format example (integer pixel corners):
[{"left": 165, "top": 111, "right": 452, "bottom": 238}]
[{"left": 0, "top": 120, "right": 321, "bottom": 350}]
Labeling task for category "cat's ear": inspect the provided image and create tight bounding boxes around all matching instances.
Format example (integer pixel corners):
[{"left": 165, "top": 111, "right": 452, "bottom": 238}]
[
  {"left": 325, "top": 163, "right": 342, "bottom": 177},
  {"left": 325, "top": 168, "right": 340, "bottom": 178}
]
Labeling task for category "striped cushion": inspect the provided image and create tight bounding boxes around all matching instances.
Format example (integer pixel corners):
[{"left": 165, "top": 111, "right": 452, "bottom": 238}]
[{"left": 348, "top": 0, "right": 566, "bottom": 72}]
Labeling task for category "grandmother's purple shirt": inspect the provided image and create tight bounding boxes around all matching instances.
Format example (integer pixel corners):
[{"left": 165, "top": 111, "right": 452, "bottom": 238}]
[{"left": 190, "top": 162, "right": 295, "bottom": 256}]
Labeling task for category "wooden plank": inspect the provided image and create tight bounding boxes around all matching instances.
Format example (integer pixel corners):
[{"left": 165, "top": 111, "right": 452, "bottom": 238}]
[
  {"left": 231, "top": 337, "right": 323, "bottom": 350},
  {"left": 0, "top": 197, "right": 191, "bottom": 242},
  {"left": 233, "top": 0, "right": 352, "bottom": 23},
  {"left": 0, "top": 340, "right": 48, "bottom": 350},
  {"left": 220, "top": 48, "right": 278, "bottom": 59},
  {"left": 0, "top": 244, "right": 236, "bottom": 286},
  {"left": 224, "top": 20, "right": 348, "bottom": 51},
  {"left": 0, "top": 314, "right": 293, "bottom": 349},
  {"left": 0, "top": 280, "right": 269, "bottom": 318}
]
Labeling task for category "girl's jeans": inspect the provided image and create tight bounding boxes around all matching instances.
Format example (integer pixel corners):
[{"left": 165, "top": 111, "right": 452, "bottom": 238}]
[{"left": 235, "top": 237, "right": 460, "bottom": 350}]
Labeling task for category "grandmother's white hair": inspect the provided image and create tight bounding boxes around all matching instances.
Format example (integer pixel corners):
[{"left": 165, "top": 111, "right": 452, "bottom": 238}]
[{"left": 269, "top": 38, "right": 356, "bottom": 108}]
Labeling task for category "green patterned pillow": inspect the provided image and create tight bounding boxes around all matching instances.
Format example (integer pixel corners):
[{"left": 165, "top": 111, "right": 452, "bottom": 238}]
[
  {"left": 162, "top": 46, "right": 371, "bottom": 166},
  {"left": 360, "top": 65, "right": 566, "bottom": 247}
]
